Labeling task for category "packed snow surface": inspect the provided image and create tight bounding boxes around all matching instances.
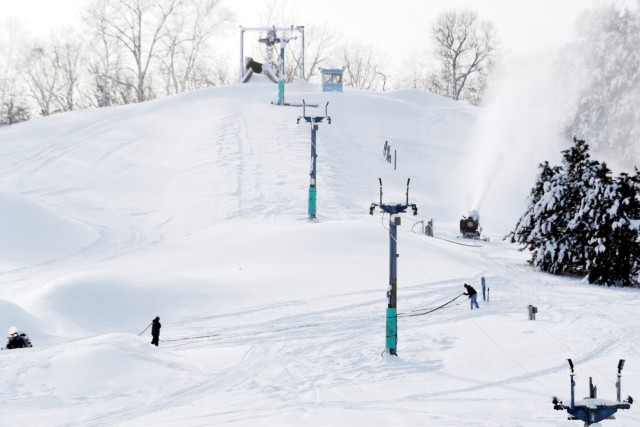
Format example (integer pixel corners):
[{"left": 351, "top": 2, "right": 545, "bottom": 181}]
[{"left": 0, "top": 80, "right": 638, "bottom": 426}]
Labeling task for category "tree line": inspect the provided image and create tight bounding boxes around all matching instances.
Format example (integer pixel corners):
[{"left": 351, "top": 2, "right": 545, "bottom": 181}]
[
  {"left": 0, "top": 0, "right": 234, "bottom": 125},
  {"left": 510, "top": 137, "right": 640, "bottom": 287},
  {"left": 0, "top": 2, "right": 498, "bottom": 125},
  {"left": 558, "top": 3, "right": 640, "bottom": 172}
]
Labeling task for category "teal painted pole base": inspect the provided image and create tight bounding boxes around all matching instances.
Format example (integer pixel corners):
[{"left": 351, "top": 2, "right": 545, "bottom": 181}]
[
  {"left": 278, "top": 80, "right": 284, "bottom": 105},
  {"left": 386, "top": 307, "right": 397, "bottom": 354},
  {"left": 308, "top": 186, "right": 317, "bottom": 218}
]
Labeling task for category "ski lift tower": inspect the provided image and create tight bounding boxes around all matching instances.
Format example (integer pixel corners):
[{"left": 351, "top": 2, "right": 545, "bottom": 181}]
[
  {"left": 239, "top": 25, "right": 305, "bottom": 105},
  {"left": 369, "top": 178, "right": 418, "bottom": 356},
  {"left": 297, "top": 101, "right": 331, "bottom": 219},
  {"left": 553, "top": 359, "right": 633, "bottom": 426}
]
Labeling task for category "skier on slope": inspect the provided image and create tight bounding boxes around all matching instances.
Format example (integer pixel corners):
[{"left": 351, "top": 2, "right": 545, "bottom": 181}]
[
  {"left": 463, "top": 284, "right": 480, "bottom": 310},
  {"left": 5, "top": 326, "right": 32, "bottom": 349},
  {"left": 150, "top": 316, "right": 161, "bottom": 346}
]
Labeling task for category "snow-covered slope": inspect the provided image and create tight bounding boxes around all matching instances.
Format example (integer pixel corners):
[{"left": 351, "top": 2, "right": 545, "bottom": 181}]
[{"left": 0, "top": 80, "right": 638, "bottom": 426}]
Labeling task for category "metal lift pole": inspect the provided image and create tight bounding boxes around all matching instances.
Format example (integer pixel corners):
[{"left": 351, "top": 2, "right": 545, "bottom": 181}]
[
  {"left": 370, "top": 178, "right": 418, "bottom": 356},
  {"left": 297, "top": 102, "right": 331, "bottom": 219},
  {"left": 386, "top": 213, "right": 399, "bottom": 355}
]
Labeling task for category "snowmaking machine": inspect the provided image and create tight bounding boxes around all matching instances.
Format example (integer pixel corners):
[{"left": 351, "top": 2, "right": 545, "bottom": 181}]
[
  {"left": 4, "top": 326, "right": 32, "bottom": 349},
  {"left": 459, "top": 210, "right": 482, "bottom": 239}
]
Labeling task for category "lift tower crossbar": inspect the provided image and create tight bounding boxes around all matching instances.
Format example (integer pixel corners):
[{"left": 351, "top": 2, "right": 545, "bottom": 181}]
[{"left": 552, "top": 359, "right": 633, "bottom": 426}]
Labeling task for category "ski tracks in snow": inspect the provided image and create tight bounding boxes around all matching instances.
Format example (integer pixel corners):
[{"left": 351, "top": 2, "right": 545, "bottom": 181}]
[
  {"left": 60, "top": 291, "right": 413, "bottom": 426},
  {"left": 208, "top": 101, "right": 308, "bottom": 222}
]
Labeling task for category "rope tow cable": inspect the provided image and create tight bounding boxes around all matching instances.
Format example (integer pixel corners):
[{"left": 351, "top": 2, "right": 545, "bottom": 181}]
[
  {"left": 138, "top": 323, "right": 152, "bottom": 336},
  {"left": 399, "top": 293, "right": 465, "bottom": 317}
]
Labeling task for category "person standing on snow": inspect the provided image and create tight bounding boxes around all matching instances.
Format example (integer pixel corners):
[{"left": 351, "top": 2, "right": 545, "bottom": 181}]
[
  {"left": 463, "top": 283, "right": 480, "bottom": 310},
  {"left": 151, "top": 316, "right": 161, "bottom": 346}
]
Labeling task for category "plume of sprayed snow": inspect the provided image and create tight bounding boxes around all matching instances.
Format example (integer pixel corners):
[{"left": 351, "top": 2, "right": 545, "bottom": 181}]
[
  {"left": 453, "top": 50, "right": 582, "bottom": 234},
  {"left": 456, "top": 2, "right": 640, "bottom": 236}
]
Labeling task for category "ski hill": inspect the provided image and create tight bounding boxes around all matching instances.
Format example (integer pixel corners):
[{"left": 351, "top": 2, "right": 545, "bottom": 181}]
[{"left": 0, "top": 78, "right": 638, "bottom": 426}]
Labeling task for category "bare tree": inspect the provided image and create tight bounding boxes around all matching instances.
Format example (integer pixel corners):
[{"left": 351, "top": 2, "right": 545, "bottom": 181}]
[
  {"left": 85, "top": 0, "right": 135, "bottom": 107},
  {"left": 87, "top": 49, "right": 136, "bottom": 107},
  {"left": 85, "top": 0, "right": 179, "bottom": 103},
  {"left": 429, "top": 9, "right": 497, "bottom": 104},
  {"left": 20, "top": 31, "right": 86, "bottom": 116},
  {"left": 396, "top": 50, "right": 431, "bottom": 91},
  {"left": 287, "top": 23, "right": 337, "bottom": 82},
  {"left": 1, "top": 95, "right": 31, "bottom": 124},
  {"left": 159, "top": 0, "right": 233, "bottom": 95},
  {"left": 0, "top": 19, "right": 31, "bottom": 124},
  {"left": 200, "top": 56, "right": 233, "bottom": 86},
  {"left": 49, "top": 29, "right": 84, "bottom": 112},
  {"left": 377, "top": 71, "right": 388, "bottom": 91},
  {"left": 86, "top": 0, "right": 119, "bottom": 107},
  {"left": 22, "top": 44, "right": 61, "bottom": 116},
  {"left": 340, "top": 41, "right": 386, "bottom": 90}
]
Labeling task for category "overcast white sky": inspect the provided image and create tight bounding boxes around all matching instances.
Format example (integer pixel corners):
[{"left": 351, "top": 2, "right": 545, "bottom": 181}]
[
  {"left": 3, "top": 0, "right": 604, "bottom": 49},
  {"left": 1, "top": 0, "right": 628, "bottom": 74},
  {"left": 239, "top": 0, "right": 599, "bottom": 52}
]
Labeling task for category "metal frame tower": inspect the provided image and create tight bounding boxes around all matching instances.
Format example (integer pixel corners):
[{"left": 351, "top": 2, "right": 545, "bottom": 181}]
[{"left": 239, "top": 25, "right": 305, "bottom": 83}]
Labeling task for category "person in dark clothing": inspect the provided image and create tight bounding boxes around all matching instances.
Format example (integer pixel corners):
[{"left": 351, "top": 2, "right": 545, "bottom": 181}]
[
  {"left": 151, "top": 316, "right": 161, "bottom": 346},
  {"left": 463, "top": 283, "right": 480, "bottom": 310}
]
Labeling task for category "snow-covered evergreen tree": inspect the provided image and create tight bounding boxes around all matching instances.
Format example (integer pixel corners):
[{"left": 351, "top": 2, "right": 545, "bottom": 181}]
[
  {"left": 633, "top": 169, "right": 640, "bottom": 284},
  {"left": 615, "top": 169, "right": 640, "bottom": 285},
  {"left": 527, "top": 138, "right": 596, "bottom": 275},
  {"left": 511, "top": 139, "right": 640, "bottom": 286},
  {"left": 569, "top": 161, "right": 614, "bottom": 283},
  {"left": 557, "top": 139, "right": 603, "bottom": 275},
  {"left": 509, "top": 156, "right": 572, "bottom": 274},
  {"left": 510, "top": 161, "right": 558, "bottom": 244},
  {"left": 579, "top": 166, "right": 640, "bottom": 286}
]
